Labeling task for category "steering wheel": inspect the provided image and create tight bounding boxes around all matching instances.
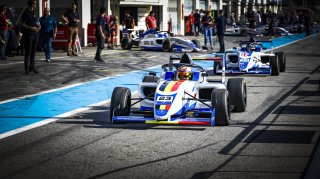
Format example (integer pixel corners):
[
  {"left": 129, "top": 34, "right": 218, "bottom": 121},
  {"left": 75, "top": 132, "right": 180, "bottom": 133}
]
[{"left": 178, "top": 64, "right": 205, "bottom": 72}]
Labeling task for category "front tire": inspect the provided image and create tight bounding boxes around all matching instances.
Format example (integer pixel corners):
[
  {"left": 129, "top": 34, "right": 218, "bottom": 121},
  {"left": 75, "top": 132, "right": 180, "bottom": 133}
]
[
  {"left": 270, "top": 56, "right": 280, "bottom": 76},
  {"left": 109, "top": 87, "right": 131, "bottom": 123},
  {"left": 121, "top": 36, "right": 132, "bottom": 50},
  {"left": 227, "top": 78, "right": 247, "bottom": 112},
  {"left": 275, "top": 52, "right": 286, "bottom": 72},
  {"left": 211, "top": 89, "right": 230, "bottom": 126}
]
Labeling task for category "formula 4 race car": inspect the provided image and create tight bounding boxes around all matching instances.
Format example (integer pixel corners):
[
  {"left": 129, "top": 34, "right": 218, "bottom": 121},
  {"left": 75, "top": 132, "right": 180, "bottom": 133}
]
[
  {"left": 121, "top": 29, "right": 206, "bottom": 52},
  {"left": 210, "top": 37, "right": 286, "bottom": 75},
  {"left": 109, "top": 53, "right": 247, "bottom": 126}
]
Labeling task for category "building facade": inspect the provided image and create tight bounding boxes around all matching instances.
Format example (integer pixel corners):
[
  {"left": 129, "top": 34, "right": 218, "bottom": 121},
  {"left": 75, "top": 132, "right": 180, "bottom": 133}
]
[{"left": 1, "top": 0, "right": 279, "bottom": 47}]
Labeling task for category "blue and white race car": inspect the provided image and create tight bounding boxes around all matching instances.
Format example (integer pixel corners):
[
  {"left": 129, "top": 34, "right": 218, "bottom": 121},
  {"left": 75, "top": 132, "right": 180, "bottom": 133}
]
[
  {"left": 121, "top": 29, "right": 206, "bottom": 52},
  {"left": 205, "top": 38, "right": 286, "bottom": 75},
  {"left": 109, "top": 53, "right": 247, "bottom": 126}
]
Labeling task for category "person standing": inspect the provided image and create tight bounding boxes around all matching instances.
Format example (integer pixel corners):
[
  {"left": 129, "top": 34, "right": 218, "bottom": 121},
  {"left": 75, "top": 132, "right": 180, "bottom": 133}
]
[
  {"left": 216, "top": 10, "right": 227, "bottom": 52},
  {"left": 188, "top": 10, "right": 194, "bottom": 34},
  {"left": 122, "top": 11, "right": 135, "bottom": 37},
  {"left": 193, "top": 9, "right": 201, "bottom": 36},
  {"left": 304, "top": 10, "right": 311, "bottom": 36},
  {"left": 145, "top": 11, "right": 157, "bottom": 30},
  {"left": 39, "top": 8, "right": 57, "bottom": 62},
  {"left": 0, "top": 5, "right": 11, "bottom": 60},
  {"left": 21, "top": 0, "right": 40, "bottom": 74},
  {"left": 62, "top": 3, "right": 80, "bottom": 56},
  {"left": 94, "top": 7, "right": 107, "bottom": 62},
  {"left": 201, "top": 11, "right": 213, "bottom": 50}
]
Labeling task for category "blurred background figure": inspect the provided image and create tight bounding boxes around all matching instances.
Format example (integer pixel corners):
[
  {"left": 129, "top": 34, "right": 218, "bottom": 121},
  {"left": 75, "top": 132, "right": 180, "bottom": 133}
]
[
  {"left": 0, "top": 5, "right": 11, "bottom": 60},
  {"left": 39, "top": 8, "right": 57, "bottom": 62}
]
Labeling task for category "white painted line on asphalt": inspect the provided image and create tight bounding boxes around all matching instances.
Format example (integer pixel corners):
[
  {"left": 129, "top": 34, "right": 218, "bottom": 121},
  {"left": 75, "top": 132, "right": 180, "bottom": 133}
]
[
  {"left": 0, "top": 62, "right": 24, "bottom": 66},
  {"left": 0, "top": 65, "right": 160, "bottom": 105},
  {"left": 0, "top": 99, "right": 109, "bottom": 140},
  {"left": 0, "top": 90, "right": 139, "bottom": 140}
]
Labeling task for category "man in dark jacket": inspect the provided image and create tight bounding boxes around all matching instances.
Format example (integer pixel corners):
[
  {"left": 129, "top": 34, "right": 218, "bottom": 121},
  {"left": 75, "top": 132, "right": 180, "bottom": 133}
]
[
  {"left": 21, "top": 0, "right": 40, "bottom": 74},
  {"left": 216, "top": 10, "right": 227, "bottom": 52},
  {"left": 94, "top": 7, "right": 106, "bottom": 62}
]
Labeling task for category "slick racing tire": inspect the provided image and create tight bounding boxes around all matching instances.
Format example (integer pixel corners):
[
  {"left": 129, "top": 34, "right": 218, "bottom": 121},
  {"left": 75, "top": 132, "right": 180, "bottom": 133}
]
[
  {"left": 191, "top": 39, "right": 201, "bottom": 48},
  {"left": 275, "top": 52, "right": 286, "bottom": 72},
  {"left": 211, "top": 89, "right": 230, "bottom": 126},
  {"left": 142, "top": 75, "right": 160, "bottom": 83},
  {"left": 270, "top": 55, "right": 280, "bottom": 76},
  {"left": 110, "top": 87, "right": 131, "bottom": 123},
  {"left": 162, "top": 39, "right": 171, "bottom": 52},
  {"left": 227, "top": 78, "right": 247, "bottom": 112},
  {"left": 121, "top": 36, "right": 132, "bottom": 50}
]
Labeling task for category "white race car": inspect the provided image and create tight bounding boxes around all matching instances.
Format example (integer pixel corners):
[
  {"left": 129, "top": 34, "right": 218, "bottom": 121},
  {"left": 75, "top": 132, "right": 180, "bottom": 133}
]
[
  {"left": 212, "top": 37, "right": 286, "bottom": 75},
  {"left": 121, "top": 29, "right": 206, "bottom": 52},
  {"left": 110, "top": 53, "right": 247, "bottom": 126}
]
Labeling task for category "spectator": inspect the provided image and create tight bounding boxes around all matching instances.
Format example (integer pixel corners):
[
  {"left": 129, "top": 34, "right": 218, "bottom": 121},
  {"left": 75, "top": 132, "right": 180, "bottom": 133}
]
[
  {"left": 201, "top": 11, "right": 214, "bottom": 50},
  {"left": 94, "top": 7, "right": 107, "bottom": 62},
  {"left": 145, "top": 10, "right": 157, "bottom": 30},
  {"left": 188, "top": 10, "right": 194, "bottom": 33},
  {"left": 248, "top": 11, "right": 255, "bottom": 28},
  {"left": 39, "top": 8, "right": 57, "bottom": 62},
  {"left": 122, "top": 11, "right": 135, "bottom": 37},
  {"left": 107, "top": 15, "right": 117, "bottom": 49},
  {"left": 255, "top": 11, "right": 261, "bottom": 26},
  {"left": 216, "top": 10, "right": 227, "bottom": 52},
  {"left": 304, "top": 10, "right": 311, "bottom": 36},
  {"left": 62, "top": 3, "right": 80, "bottom": 56},
  {"left": 0, "top": 5, "right": 11, "bottom": 60},
  {"left": 21, "top": 0, "right": 40, "bottom": 74},
  {"left": 266, "top": 10, "right": 274, "bottom": 37},
  {"left": 230, "top": 12, "right": 236, "bottom": 25},
  {"left": 193, "top": 9, "right": 201, "bottom": 36}
]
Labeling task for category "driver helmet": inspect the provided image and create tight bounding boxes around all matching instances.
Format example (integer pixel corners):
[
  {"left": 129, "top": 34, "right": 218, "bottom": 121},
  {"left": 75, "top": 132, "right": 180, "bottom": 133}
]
[{"left": 178, "top": 67, "right": 192, "bottom": 80}]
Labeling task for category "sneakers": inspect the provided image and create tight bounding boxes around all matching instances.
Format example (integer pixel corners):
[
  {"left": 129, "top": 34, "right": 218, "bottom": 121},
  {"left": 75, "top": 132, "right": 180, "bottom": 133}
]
[{"left": 46, "top": 58, "right": 51, "bottom": 62}]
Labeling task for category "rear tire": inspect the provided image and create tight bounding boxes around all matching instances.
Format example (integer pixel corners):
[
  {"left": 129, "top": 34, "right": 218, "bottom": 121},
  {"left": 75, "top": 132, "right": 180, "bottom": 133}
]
[
  {"left": 142, "top": 75, "right": 160, "bottom": 82},
  {"left": 211, "top": 89, "right": 230, "bottom": 126},
  {"left": 109, "top": 87, "right": 131, "bottom": 123},
  {"left": 121, "top": 36, "right": 132, "bottom": 50},
  {"left": 191, "top": 39, "right": 201, "bottom": 48},
  {"left": 270, "top": 56, "right": 280, "bottom": 76},
  {"left": 162, "top": 39, "right": 171, "bottom": 52},
  {"left": 275, "top": 52, "right": 286, "bottom": 72},
  {"left": 227, "top": 78, "right": 247, "bottom": 112}
]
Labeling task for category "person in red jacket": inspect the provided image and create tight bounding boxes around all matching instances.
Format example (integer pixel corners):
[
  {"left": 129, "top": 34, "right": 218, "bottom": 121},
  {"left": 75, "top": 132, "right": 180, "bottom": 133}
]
[{"left": 145, "top": 11, "right": 157, "bottom": 30}]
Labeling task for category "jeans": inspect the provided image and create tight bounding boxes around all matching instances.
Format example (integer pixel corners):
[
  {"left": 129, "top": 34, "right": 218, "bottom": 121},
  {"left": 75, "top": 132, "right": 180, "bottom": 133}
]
[
  {"left": 42, "top": 36, "right": 52, "bottom": 60},
  {"left": 67, "top": 26, "right": 78, "bottom": 54},
  {"left": 95, "top": 35, "right": 105, "bottom": 60},
  {"left": 0, "top": 30, "right": 9, "bottom": 58},
  {"left": 24, "top": 34, "right": 38, "bottom": 71},
  {"left": 204, "top": 27, "right": 213, "bottom": 48}
]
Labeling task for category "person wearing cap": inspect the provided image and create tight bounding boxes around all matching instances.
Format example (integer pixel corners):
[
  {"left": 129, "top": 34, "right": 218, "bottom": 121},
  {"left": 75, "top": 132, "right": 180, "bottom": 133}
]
[
  {"left": 62, "top": 3, "right": 80, "bottom": 56},
  {"left": 94, "top": 6, "right": 107, "bottom": 62},
  {"left": 21, "top": 0, "right": 41, "bottom": 74},
  {"left": 0, "top": 5, "right": 11, "bottom": 60}
]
